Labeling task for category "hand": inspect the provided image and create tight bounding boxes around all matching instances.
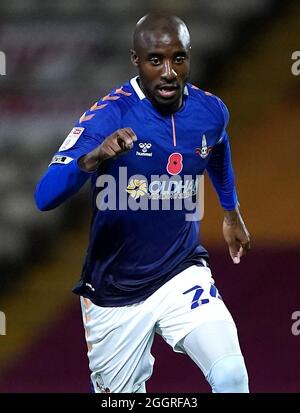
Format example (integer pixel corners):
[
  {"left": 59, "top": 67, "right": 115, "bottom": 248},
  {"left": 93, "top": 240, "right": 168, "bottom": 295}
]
[
  {"left": 78, "top": 128, "right": 137, "bottom": 172},
  {"left": 97, "top": 128, "right": 138, "bottom": 161},
  {"left": 223, "top": 207, "right": 250, "bottom": 264}
]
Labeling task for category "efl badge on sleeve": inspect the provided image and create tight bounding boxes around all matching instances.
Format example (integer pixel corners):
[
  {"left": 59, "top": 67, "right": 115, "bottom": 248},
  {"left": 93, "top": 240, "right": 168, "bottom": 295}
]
[{"left": 59, "top": 127, "right": 85, "bottom": 151}]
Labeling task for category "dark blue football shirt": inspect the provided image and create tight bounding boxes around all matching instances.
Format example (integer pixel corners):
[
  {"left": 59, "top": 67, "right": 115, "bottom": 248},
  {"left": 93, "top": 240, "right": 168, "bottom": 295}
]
[{"left": 35, "top": 77, "right": 238, "bottom": 306}]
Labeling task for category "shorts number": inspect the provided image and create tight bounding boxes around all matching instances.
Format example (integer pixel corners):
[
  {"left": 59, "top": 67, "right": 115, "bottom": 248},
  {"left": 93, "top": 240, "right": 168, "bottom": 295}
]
[{"left": 183, "top": 284, "right": 222, "bottom": 310}]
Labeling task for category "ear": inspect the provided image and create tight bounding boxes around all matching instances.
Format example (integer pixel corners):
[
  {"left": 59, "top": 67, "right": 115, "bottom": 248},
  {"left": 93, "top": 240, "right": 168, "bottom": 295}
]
[{"left": 130, "top": 49, "right": 139, "bottom": 67}]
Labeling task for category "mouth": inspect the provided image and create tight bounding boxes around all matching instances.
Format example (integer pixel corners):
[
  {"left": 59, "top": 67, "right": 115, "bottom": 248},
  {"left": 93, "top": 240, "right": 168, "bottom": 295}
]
[{"left": 157, "top": 84, "right": 179, "bottom": 99}]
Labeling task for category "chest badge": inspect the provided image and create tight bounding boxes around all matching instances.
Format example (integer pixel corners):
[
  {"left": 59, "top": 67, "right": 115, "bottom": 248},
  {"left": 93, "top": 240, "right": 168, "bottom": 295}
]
[
  {"left": 195, "top": 134, "right": 212, "bottom": 159},
  {"left": 167, "top": 152, "right": 183, "bottom": 175},
  {"left": 136, "top": 142, "right": 152, "bottom": 157}
]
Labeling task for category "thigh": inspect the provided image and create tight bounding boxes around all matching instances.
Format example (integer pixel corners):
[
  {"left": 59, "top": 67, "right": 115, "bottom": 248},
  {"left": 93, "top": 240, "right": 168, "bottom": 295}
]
[
  {"left": 155, "top": 265, "right": 235, "bottom": 351},
  {"left": 177, "top": 320, "right": 243, "bottom": 376},
  {"left": 81, "top": 297, "right": 155, "bottom": 393}
]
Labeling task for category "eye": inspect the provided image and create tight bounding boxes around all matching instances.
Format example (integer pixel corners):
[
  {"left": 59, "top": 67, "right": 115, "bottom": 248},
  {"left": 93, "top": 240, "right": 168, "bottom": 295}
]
[
  {"left": 149, "top": 57, "right": 161, "bottom": 65},
  {"left": 174, "top": 56, "right": 185, "bottom": 64}
]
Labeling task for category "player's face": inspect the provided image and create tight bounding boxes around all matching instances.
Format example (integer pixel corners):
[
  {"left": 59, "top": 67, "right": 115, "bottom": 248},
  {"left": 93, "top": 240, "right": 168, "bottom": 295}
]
[{"left": 131, "top": 30, "right": 190, "bottom": 113}]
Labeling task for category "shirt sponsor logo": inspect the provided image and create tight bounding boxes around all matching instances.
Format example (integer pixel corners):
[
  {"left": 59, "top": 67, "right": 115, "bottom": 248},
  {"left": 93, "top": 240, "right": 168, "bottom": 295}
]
[
  {"left": 59, "top": 127, "right": 85, "bottom": 152},
  {"left": 96, "top": 168, "right": 204, "bottom": 221},
  {"left": 126, "top": 179, "right": 148, "bottom": 199},
  {"left": 136, "top": 142, "right": 152, "bottom": 157},
  {"left": 126, "top": 176, "right": 198, "bottom": 200}
]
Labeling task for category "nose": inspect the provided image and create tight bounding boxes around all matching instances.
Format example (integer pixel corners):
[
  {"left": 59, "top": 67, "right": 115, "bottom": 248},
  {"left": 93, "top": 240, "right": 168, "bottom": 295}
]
[{"left": 161, "top": 60, "right": 177, "bottom": 81}]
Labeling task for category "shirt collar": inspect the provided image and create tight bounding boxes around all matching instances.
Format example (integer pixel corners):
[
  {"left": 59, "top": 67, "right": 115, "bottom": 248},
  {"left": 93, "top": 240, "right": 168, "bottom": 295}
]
[{"left": 130, "top": 76, "right": 189, "bottom": 100}]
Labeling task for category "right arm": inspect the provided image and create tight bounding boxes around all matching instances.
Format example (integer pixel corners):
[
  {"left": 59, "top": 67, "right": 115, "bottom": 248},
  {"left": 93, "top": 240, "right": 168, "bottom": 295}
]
[
  {"left": 34, "top": 159, "right": 91, "bottom": 211},
  {"left": 34, "top": 128, "right": 137, "bottom": 211}
]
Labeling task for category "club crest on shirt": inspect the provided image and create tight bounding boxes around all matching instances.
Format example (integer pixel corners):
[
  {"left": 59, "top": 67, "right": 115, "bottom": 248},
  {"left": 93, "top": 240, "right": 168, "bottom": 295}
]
[{"left": 195, "top": 134, "right": 212, "bottom": 159}]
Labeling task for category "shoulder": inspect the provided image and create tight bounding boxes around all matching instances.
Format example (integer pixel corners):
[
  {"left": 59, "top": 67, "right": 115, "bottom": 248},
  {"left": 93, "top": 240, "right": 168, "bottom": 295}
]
[
  {"left": 187, "top": 83, "right": 229, "bottom": 125},
  {"left": 76, "top": 80, "right": 139, "bottom": 131}
]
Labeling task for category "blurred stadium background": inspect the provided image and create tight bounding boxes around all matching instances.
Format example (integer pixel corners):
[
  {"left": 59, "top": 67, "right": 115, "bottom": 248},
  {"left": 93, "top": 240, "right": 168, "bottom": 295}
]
[{"left": 0, "top": 0, "right": 299, "bottom": 393}]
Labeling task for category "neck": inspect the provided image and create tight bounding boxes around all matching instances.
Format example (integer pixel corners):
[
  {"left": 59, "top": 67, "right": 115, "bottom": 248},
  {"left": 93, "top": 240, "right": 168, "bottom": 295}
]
[{"left": 153, "top": 97, "right": 183, "bottom": 115}]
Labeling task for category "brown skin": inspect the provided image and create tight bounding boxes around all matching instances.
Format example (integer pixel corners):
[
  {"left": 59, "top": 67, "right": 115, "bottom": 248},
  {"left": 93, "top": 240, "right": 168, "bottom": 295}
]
[
  {"left": 223, "top": 206, "right": 250, "bottom": 264},
  {"left": 79, "top": 14, "right": 190, "bottom": 171},
  {"left": 78, "top": 128, "right": 137, "bottom": 172},
  {"left": 78, "top": 13, "right": 250, "bottom": 263},
  {"left": 131, "top": 22, "right": 191, "bottom": 114}
]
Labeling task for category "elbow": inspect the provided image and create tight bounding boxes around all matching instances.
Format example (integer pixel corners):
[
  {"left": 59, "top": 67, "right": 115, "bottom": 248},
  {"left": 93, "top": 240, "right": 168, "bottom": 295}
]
[
  {"left": 35, "top": 201, "right": 52, "bottom": 212},
  {"left": 34, "top": 184, "right": 54, "bottom": 212},
  {"left": 34, "top": 193, "right": 51, "bottom": 212}
]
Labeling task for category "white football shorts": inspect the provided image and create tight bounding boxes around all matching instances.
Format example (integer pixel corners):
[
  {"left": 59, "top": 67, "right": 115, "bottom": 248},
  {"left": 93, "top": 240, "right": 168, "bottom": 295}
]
[{"left": 80, "top": 264, "right": 236, "bottom": 393}]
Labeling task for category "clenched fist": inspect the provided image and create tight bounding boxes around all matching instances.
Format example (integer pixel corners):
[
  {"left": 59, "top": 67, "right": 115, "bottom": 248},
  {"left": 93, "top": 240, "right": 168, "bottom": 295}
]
[{"left": 78, "top": 128, "right": 137, "bottom": 172}]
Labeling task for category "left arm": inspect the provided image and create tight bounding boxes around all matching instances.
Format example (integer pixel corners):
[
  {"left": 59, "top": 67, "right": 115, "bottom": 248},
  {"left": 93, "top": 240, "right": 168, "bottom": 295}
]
[
  {"left": 222, "top": 205, "right": 250, "bottom": 264},
  {"left": 206, "top": 133, "right": 250, "bottom": 263}
]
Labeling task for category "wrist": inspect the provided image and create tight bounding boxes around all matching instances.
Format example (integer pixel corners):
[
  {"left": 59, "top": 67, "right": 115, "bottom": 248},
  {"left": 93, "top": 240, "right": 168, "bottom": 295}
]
[
  {"left": 78, "top": 151, "right": 102, "bottom": 172},
  {"left": 224, "top": 203, "right": 240, "bottom": 224}
]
